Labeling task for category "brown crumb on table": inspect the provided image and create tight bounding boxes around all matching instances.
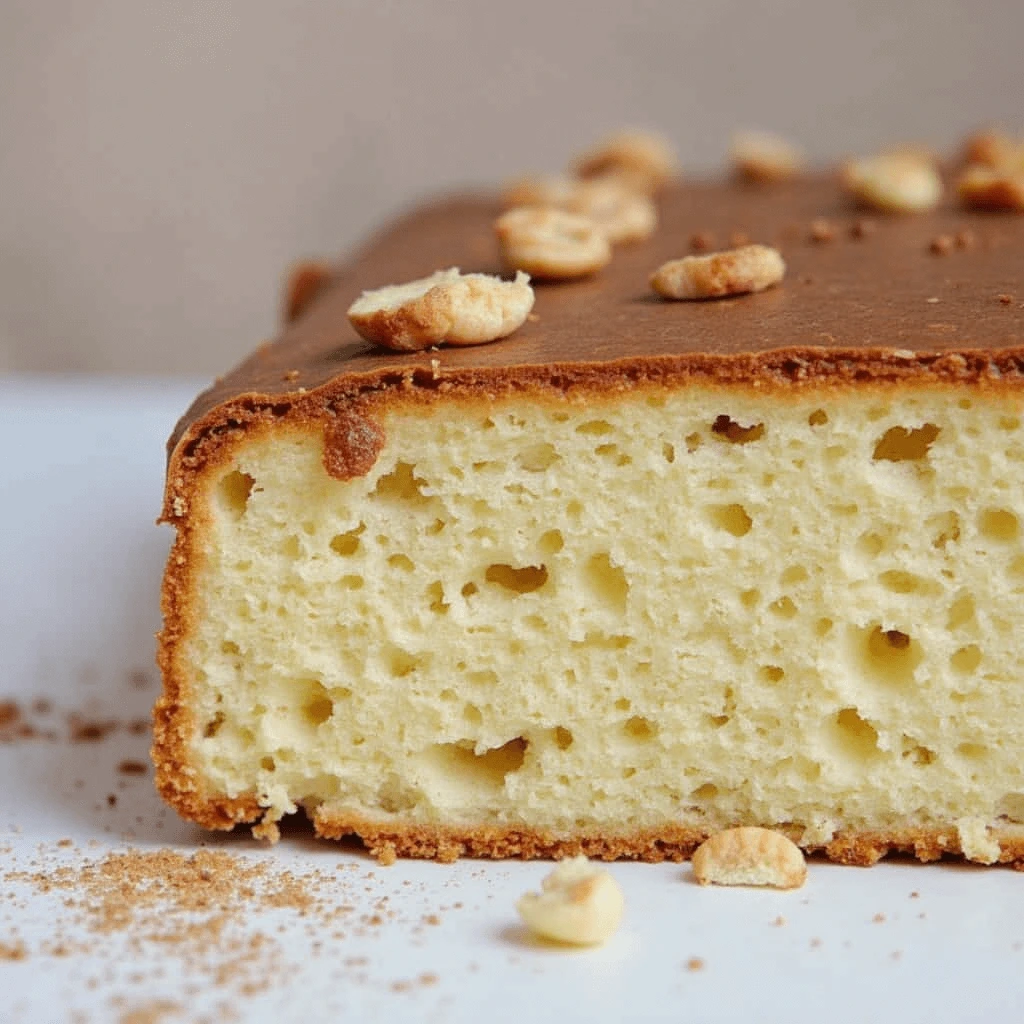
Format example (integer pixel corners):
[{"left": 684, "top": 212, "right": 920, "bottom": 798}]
[
  {"left": 375, "top": 844, "right": 397, "bottom": 867},
  {"left": 57, "top": 838, "right": 74, "bottom": 848},
  {"left": 891, "top": 950, "right": 903, "bottom": 962},
  {"left": 808, "top": 218, "right": 835, "bottom": 243},
  {"left": 31, "top": 698, "right": 53, "bottom": 715},
  {"left": 283, "top": 370, "right": 300, "bottom": 382},
  {"left": 423, "top": 914, "right": 441, "bottom": 926},
  {"left": 850, "top": 218, "right": 877, "bottom": 239},
  {"left": 686, "top": 957, "right": 705, "bottom": 972},
  {"left": 955, "top": 229, "right": 975, "bottom": 250},
  {"left": 68, "top": 715, "right": 119, "bottom": 743},
  {"left": 106, "top": 794, "right": 118, "bottom": 807},
  {"left": 873, "top": 912, "right": 887, "bottom": 923},
  {"left": 118, "top": 760, "right": 149, "bottom": 776},
  {"left": 419, "top": 972, "right": 439, "bottom": 986},
  {"left": 773, "top": 915, "right": 787, "bottom": 927},
  {"left": 0, "top": 940, "right": 27, "bottom": 961},
  {"left": 929, "top": 235, "right": 953, "bottom": 255},
  {"left": 117, "top": 1000, "right": 183, "bottom": 1024},
  {"left": 690, "top": 231, "right": 715, "bottom": 252},
  {"left": 999, "top": 293, "right": 1014, "bottom": 305},
  {"left": 909, "top": 891, "right": 920, "bottom": 899}
]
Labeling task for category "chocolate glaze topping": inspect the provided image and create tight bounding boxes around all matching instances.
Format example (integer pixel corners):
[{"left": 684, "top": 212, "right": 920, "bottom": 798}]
[{"left": 170, "top": 173, "right": 1024, "bottom": 455}]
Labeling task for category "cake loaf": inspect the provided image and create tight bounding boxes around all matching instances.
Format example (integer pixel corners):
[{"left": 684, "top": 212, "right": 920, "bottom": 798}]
[{"left": 156, "top": 166, "right": 1024, "bottom": 864}]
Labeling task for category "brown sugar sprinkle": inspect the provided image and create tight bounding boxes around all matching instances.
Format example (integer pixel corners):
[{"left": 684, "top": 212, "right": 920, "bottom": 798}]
[
  {"left": 808, "top": 219, "right": 835, "bottom": 243},
  {"left": 690, "top": 231, "right": 715, "bottom": 252},
  {"left": 850, "top": 218, "right": 877, "bottom": 239},
  {"left": 929, "top": 235, "right": 954, "bottom": 256},
  {"left": 118, "top": 759, "right": 149, "bottom": 776}
]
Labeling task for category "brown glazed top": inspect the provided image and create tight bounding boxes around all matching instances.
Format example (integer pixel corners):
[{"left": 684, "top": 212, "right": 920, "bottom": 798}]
[{"left": 169, "top": 173, "right": 1024, "bottom": 454}]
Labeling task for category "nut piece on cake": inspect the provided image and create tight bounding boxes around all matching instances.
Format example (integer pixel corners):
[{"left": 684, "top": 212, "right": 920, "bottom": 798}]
[
  {"left": 347, "top": 268, "right": 534, "bottom": 351},
  {"left": 692, "top": 827, "right": 807, "bottom": 889},
  {"left": 731, "top": 131, "right": 805, "bottom": 183},
  {"left": 842, "top": 153, "right": 943, "bottom": 213},
  {"left": 563, "top": 178, "right": 658, "bottom": 244},
  {"left": 651, "top": 245, "right": 785, "bottom": 300},
  {"left": 516, "top": 856, "right": 624, "bottom": 946},
  {"left": 958, "top": 165, "right": 1024, "bottom": 212},
  {"left": 572, "top": 129, "right": 679, "bottom": 194},
  {"left": 495, "top": 207, "right": 612, "bottom": 280}
]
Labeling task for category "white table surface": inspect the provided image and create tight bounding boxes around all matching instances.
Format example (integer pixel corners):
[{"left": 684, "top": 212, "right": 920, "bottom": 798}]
[{"left": 1, "top": 375, "right": 1021, "bottom": 1023}]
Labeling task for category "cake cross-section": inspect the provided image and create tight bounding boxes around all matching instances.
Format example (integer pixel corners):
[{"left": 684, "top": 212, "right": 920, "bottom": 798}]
[{"left": 156, "top": 171, "right": 1024, "bottom": 864}]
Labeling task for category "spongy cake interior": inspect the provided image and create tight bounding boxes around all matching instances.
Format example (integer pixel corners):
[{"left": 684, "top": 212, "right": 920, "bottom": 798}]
[{"left": 184, "top": 385, "right": 1024, "bottom": 849}]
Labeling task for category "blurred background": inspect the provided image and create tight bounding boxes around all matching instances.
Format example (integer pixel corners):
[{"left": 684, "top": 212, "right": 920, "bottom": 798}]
[{"left": 1, "top": 0, "right": 1021, "bottom": 375}]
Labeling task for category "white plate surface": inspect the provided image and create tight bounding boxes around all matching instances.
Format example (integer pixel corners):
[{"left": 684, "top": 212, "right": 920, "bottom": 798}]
[{"left": 0, "top": 376, "right": 1021, "bottom": 1024}]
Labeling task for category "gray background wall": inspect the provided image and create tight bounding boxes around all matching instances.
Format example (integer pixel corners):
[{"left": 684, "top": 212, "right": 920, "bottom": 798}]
[{"left": 1, "top": 0, "right": 1021, "bottom": 374}]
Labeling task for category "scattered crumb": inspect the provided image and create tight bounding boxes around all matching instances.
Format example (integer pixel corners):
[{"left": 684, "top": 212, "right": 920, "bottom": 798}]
[
  {"left": 283, "top": 370, "right": 300, "bottom": 382},
  {"left": 117, "top": 1000, "right": 183, "bottom": 1024},
  {"left": 850, "top": 218, "right": 877, "bottom": 239},
  {"left": 423, "top": 914, "right": 441, "bottom": 926},
  {"left": 772, "top": 915, "right": 787, "bottom": 927},
  {"left": 808, "top": 218, "right": 835, "bottom": 243},
  {"left": 873, "top": 913, "right": 887, "bottom": 923},
  {"left": 419, "top": 972, "right": 439, "bottom": 986},
  {"left": 909, "top": 891, "right": 920, "bottom": 899},
  {"left": 686, "top": 957, "right": 705, "bottom": 972},
  {"left": 809, "top": 937, "right": 822, "bottom": 949},
  {"left": 999, "top": 293, "right": 1014, "bottom": 305},
  {"left": 118, "top": 760, "right": 149, "bottom": 776},
  {"left": 375, "top": 844, "right": 397, "bottom": 867},
  {"left": 690, "top": 231, "right": 715, "bottom": 252},
  {"left": 891, "top": 951, "right": 903, "bottom": 962},
  {"left": 31, "top": 698, "right": 53, "bottom": 715},
  {"left": 926, "top": 296, "right": 940, "bottom": 304},
  {"left": 929, "top": 234, "right": 953, "bottom": 255},
  {"left": 107, "top": 794, "right": 118, "bottom": 807},
  {"left": 0, "top": 940, "right": 27, "bottom": 961},
  {"left": 955, "top": 229, "right": 975, "bottom": 249},
  {"left": 57, "top": 838, "right": 74, "bottom": 848}
]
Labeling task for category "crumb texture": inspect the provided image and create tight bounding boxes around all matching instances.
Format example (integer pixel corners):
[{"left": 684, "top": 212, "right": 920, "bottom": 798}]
[{"left": 177, "top": 387, "right": 1024, "bottom": 854}]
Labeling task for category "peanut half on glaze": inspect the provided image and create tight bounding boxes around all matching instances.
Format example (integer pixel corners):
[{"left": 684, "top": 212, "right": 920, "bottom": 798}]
[
  {"left": 651, "top": 245, "right": 785, "bottom": 301},
  {"left": 496, "top": 207, "right": 611, "bottom": 280},
  {"left": 347, "top": 268, "right": 534, "bottom": 351}
]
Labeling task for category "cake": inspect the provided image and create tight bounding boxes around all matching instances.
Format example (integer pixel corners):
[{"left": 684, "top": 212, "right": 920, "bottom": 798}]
[{"left": 156, "top": 150, "right": 1024, "bottom": 865}]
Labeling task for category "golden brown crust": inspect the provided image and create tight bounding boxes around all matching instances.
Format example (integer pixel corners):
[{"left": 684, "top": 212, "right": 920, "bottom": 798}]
[{"left": 309, "top": 808, "right": 1024, "bottom": 867}]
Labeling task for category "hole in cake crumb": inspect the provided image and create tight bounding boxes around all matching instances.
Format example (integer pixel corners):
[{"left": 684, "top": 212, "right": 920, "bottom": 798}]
[
  {"left": 815, "top": 617, "right": 834, "bottom": 637},
  {"left": 769, "top": 596, "right": 797, "bottom": 619},
  {"left": 554, "top": 726, "right": 574, "bottom": 750},
  {"left": 425, "top": 738, "right": 527, "bottom": 789},
  {"left": 859, "top": 625, "right": 923, "bottom": 685},
  {"left": 218, "top": 471, "right": 255, "bottom": 518},
  {"left": 340, "top": 575, "right": 364, "bottom": 590},
  {"left": 280, "top": 535, "right": 301, "bottom": 558},
  {"left": 373, "top": 461, "right": 429, "bottom": 502},
  {"left": 929, "top": 511, "right": 961, "bottom": 549},
  {"left": 426, "top": 518, "right": 446, "bottom": 535},
  {"left": 461, "top": 582, "right": 479, "bottom": 599},
  {"left": 857, "top": 531, "right": 886, "bottom": 557},
  {"left": 261, "top": 756, "right": 276, "bottom": 772},
  {"left": 879, "top": 570, "right": 926, "bottom": 594},
  {"left": 329, "top": 524, "right": 365, "bottom": 557},
  {"left": 707, "top": 503, "right": 753, "bottom": 537},
  {"left": 832, "top": 708, "right": 880, "bottom": 761},
  {"left": 808, "top": 409, "right": 829, "bottom": 427},
  {"left": 621, "top": 767, "right": 637, "bottom": 780},
  {"left": 517, "top": 442, "right": 560, "bottom": 472},
  {"left": 662, "top": 441, "right": 676, "bottom": 464},
  {"left": 979, "top": 507, "right": 1020, "bottom": 542},
  {"left": 388, "top": 553, "right": 415, "bottom": 572},
  {"left": 576, "top": 419, "right": 614, "bottom": 436},
  {"left": 999, "top": 415, "right": 1021, "bottom": 431},
  {"left": 566, "top": 499, "right": 584, "bottom": 521},
  {"left": 302, "top": 682, "right": 334, "bottom": 727},
  {"left": 220, "top": 641, "right": 240, "bottom": 657},
  {"left": 466, "top": 669, "right": 497, "bottom": 687},
  {"left": 957, "top": 742, "right": 987, "bottom": 761},
  {"left": 614, "top": 697, "right": 632, "bottom": 712},
  {"left": 203, "top": 712, "right": 225, "bottom": 738},
  {"left": 707, "top": 714, "right": 730, "bottom": 728},
  {"left": 872, "top": 423, "right": 940, "bottom": 462},
  {"left": 594, "top": 442, "right": 632, "bottom": 466},
  {"left": 485, "top": 563, "right": 548, "bottom": 595},
  {"left": 759, "top": 666, "right": 785, "bottom": 684},
  {"left": 538, "top": 530, "right": 564, "bottom": 556},
  {"left": 946, "top": 594, "right": 977, "bottom": 630},
  {"left": 583, "top": 553, "right": 629, "bottom": 613},
  {"left": 693, "top": 783, "right": 718, "bottom": 800},
  {"left": 387, "top": 647, "right": 421, "bottom": 678},
  {"left": 712, "top": 415, "right": 765, "bottom": 444},
  {"left": 951, "top": 645, "right": 982, "bottom": 673},
  {"left": 901, "top": 741, "right": 936, "bottom": 765},
  {"left": 463, "top": 704, "right": 483, "bottom": 727},
  {"left": 997, "top": 794, "right": 1024, "bottom": 822},
  {"left": 685, "top": 432, "right": 703, "bottom": 453},
  {"left": 623, "top": 716, "right": 656, "bottom": 741},
  {"left": 426, "top": 580, "right": 449, "bottom": 614},
  {"left": 740, "top": 588, "right": 761, "bottom": 609},
  {"left": 780, "top": 565, "right": 808, "bottom": 586}
]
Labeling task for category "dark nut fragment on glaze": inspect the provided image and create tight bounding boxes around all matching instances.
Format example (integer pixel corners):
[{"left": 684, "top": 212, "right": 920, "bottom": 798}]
[{"left": 323, "top": 410, "right": 386, "bottom": 481}]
